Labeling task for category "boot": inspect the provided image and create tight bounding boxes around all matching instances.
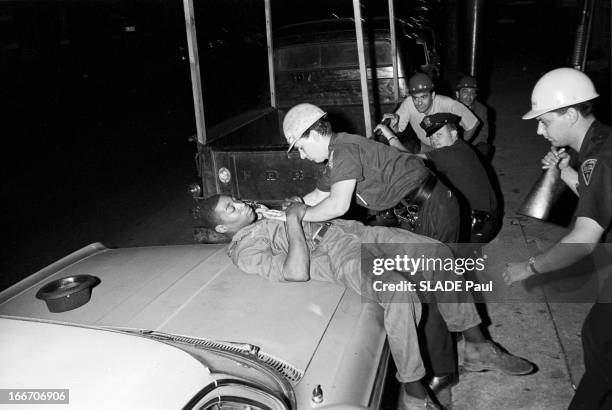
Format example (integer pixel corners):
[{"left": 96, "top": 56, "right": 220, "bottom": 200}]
[
  {"left": 428, "top": 373, "right": 458, "bottom": 409},
  {"left": 463, "top": 341, "right": 534, "bottom": 375},
  {"left": 397, "top": 386, "right": 441, "bottom": 410}
]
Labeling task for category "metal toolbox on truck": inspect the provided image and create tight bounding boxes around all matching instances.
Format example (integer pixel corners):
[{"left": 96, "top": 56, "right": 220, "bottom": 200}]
[
  {"left": 211, "top": 149, "right": 324, "bottom": 206},
  {"left": 196, "top": 107, "right": 324, "bottom": 206}
]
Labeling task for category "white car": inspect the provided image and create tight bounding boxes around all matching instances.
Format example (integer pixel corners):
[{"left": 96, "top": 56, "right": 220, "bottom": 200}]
[{"left": 0, "top": 243, "right": 390, "bottom": 409}]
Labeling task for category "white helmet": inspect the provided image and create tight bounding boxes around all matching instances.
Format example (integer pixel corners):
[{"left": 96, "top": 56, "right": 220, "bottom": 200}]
[
  {"left": 522, "top": 67, "right": 599, "bottom": 119},
  {"left": 283, "top": 103, "right": 326, "bottom": 152}
]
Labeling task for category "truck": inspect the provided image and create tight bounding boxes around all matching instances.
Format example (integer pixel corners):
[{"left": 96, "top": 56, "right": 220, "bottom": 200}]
[{"left": 190, "top": 16, "right": 439, "bottom": 208}]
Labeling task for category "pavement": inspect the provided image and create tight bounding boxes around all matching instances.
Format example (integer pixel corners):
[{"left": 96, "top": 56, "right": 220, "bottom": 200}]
[{"left": 447, "top": 65, "right": 591, "bottom": 410}]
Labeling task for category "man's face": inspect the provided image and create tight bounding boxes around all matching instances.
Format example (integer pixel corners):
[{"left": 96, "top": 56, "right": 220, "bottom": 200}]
[
  {"left": 214, "top": 196, "right": 256, "bottom": 233},
  {"left": 293, "top": 131, "right": 329, "bottom": 163},
  {"left": 536, "top": 111, "right": 572, "bottom": 147},
  {"left": 411, "top": 91, "right": 434, "bottom": 113},
  {"left": 428, "top": 125, "right": 457, "bottom": 149},
  {"left": 457, "top": 87, "right": 477, "bottom": 107}
]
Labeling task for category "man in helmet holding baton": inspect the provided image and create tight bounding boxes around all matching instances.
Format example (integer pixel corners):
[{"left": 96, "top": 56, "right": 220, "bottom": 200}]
[{"left": 504, "top": 67, "right": 612, "bottom": 409}]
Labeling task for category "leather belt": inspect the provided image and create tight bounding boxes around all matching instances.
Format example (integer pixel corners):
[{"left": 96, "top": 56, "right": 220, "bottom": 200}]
[{"left": 312, "top": 222, "right": 332, "bottom": 246}]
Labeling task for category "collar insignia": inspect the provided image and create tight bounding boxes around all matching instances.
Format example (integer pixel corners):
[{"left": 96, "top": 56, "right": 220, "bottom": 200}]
[
  {"left": 327, "top": 150, "right": 334, "bottom": 169},
  {"left": 581, "top": 159, "right": 597, "bottom": 186}
]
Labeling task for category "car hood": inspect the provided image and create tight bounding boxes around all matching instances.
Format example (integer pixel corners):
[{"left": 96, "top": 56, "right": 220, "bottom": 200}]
[
  {"left": 0, "top": 317, "right": 213, "bottom": 409},
  {"left": 0, "top": 243, "right": 347, "bottom": 379}
]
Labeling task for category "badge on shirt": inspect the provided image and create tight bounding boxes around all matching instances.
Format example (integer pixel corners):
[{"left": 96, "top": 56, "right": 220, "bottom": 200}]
[{"left": 581, "top": 159, "right": 597, "bottom": 186}]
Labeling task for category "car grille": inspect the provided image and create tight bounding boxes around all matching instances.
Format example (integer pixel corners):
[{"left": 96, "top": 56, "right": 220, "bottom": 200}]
[{"left": 145, "top": 332, "right": 304, "bottom": 383}]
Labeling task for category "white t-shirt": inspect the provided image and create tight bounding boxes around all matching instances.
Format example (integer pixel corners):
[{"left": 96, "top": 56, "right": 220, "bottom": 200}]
[{"left": 395, "top": 94, "right": 480, "bottom": 146}]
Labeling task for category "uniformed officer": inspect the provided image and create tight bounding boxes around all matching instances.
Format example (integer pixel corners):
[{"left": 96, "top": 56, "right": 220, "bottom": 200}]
[
  {"left": 374, "top": 112, "right": 499, "bottom": 245},
  {"left": 380, "top": 73, "right": 480, "bottom": 152},
  {"left": 455, "top": 75, "right": 494, "bottom": 160},
  {"left": 504, "top": 67, "right": 612, "bottom": 410},
  {"left": 281, "top": 103, "right": 533, "bottom": 406}
]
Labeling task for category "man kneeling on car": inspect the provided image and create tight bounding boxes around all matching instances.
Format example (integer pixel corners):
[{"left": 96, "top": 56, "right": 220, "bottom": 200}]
[{"left": 197, "top": 194, "right": 532, "bottom": 409}]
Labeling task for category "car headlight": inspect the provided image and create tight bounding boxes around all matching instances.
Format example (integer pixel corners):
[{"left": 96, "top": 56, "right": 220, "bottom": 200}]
[
  {"left": 188, "top": 182, "right": 203, "bottom": 198},
  {"left": 186, "top": 379, "right": 290, "bottom": 410}
]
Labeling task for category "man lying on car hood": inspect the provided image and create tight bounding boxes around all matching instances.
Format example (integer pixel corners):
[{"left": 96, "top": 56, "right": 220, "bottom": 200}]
[{"left": 197, "top": 194, "right": 474, "bottom": 409}]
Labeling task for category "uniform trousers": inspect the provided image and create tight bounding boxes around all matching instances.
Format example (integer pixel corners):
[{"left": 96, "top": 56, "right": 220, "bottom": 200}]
[
  {"left": 398, "top": 181, "right": 480, "bottom": 376},
  {"left": 353, "top": 226, "right": 480, "bottom": 382},
  {"left": 359, "top": 269, "right": 425, "bottom": 383},
  {"left": 569, "top": 275, "right": 612, "bottom": 409},
  {"left": 318, "top": 223, "right": 460, "bottom": 383}
]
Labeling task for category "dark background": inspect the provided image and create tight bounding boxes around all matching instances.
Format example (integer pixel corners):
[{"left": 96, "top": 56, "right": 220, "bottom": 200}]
[{"left": 1, "top": 0, "right": 610, "bottom": 289}]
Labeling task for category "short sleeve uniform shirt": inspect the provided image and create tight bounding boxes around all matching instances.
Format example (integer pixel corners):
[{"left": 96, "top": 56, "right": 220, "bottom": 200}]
[
  {"left": 575, "top": 120, "right": 612, "bottom": 243},
  {"left": 395, "top": 94, "right": 480, "bottom": 147},
  {"left": 425, "top": 139, "right": 497, "bottom": 214},
  {"left": 316, "top": 132, "right": 430, "bottom": 211}
]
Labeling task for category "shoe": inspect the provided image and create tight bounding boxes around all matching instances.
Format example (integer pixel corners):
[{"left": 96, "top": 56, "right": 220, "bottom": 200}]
[
  {"left": 428, "top": 373, "right": 459, "bottom": 393},
  {"left": 463, "top": 341, "right": 534, "bottom": 375},
  {"left": 397, "top": 387, "right": 441, "bottom": 410},
  {"left": 428, "top": 373, "right": 458, "bottom": 409}
]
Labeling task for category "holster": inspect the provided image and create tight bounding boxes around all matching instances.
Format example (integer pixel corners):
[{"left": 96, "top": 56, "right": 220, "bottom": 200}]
[
  {"left": 470, "top": 209, "right": 494, "bottom": 242},
  {"left": 391, "top": 174, "right": 438, "bottom": 231}
]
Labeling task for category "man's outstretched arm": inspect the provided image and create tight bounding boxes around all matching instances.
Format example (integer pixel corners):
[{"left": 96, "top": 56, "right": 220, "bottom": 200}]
[
  {"left": 303, "top": 179, "right": 356, "bottom": 222},
  {"left": 302, "top": 188, "right": 330, "bottom": 206},
  {"left": 373, "top": 124, "right": 427, "bottom": 157},
  {"left": 503, "top": 216, "right": 604, "bottom": 284},
  {"left": 282, "top": 203, "right": 311, "bottom": 282}
]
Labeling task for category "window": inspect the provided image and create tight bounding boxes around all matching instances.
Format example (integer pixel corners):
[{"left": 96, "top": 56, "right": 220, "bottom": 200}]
[{"left": 275, "top": 41, "right": 392, "bottom": 71}]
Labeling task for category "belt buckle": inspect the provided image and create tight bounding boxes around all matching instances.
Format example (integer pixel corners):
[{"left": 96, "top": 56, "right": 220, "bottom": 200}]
[{"left": 312, "top": 222, "right": 331, "bottom": 246}]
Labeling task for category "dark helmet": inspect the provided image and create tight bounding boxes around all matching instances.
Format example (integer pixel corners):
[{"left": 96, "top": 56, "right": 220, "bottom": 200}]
[
  {"left": 408, "top": 73, "right": 434, "bottom": 95},
  {"left": 456, "top": 75, "right": 479, "bottom": 90}
]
